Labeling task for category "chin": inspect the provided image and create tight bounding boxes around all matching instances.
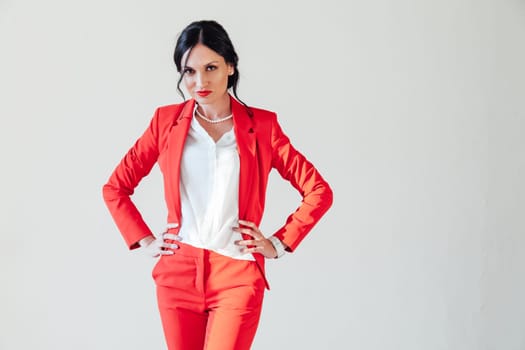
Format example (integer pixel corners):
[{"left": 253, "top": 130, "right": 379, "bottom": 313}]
[{"left": 194, "top": 96, "right": 211, "bottom": 104}]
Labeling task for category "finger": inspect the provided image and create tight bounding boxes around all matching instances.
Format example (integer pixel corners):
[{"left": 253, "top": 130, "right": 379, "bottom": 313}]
[
  {"left": 163, "top": 233, "right": 182, "bottom": 241},
  {"left": 159, "top": 250, "right": 174, "bottom": 255},
  {"left": 162, "top": 243, "right": 179, "bottom": 250},
  {"left": 238, "top": 220, "right": 259, "bottom": 231},
  {"left": 166, "top": 223, "right": 179, "bottom": 229},
  {"left": 232, "top": 227, "right": 255, "bottom": 236},
  {"left": 235, "top": 239, "right": 257, "bottom": 246},
  {"left": 241, "top": 246, "right": 265, "bottom": 254},
  {"left": 233, "top": 227, "right": 264, "bottom": 239}
]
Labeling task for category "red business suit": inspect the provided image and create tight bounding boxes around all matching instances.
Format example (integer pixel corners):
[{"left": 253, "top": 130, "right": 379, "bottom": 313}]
[
  {"left": 103, "top": 95, "right": 332, "bottom": 349},
  {"left": 103, "top": 95, "right": 333, "bottom": 288}
]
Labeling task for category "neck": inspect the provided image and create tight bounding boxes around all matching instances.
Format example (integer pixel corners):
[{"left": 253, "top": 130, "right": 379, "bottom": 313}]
[{"left": 197, "top": 93, "right": 232, "bottom": 119}]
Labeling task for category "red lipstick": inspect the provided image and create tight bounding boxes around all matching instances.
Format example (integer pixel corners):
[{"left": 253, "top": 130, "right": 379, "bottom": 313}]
[{"left": 196, "top": 90, "right": 212, "bottom": 97}]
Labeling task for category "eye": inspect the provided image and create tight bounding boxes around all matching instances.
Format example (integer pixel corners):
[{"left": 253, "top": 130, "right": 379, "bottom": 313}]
[
  {"left": 206, "top": 65, "right": 218, "bottom": 71},
  {"left": 183, "top": 68, "right": 195, "bottom": 75}
]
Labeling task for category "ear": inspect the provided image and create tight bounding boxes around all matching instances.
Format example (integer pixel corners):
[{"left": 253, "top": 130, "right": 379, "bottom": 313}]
[{"left": 228, "top": 64, "right": 235, "bottom": 76}]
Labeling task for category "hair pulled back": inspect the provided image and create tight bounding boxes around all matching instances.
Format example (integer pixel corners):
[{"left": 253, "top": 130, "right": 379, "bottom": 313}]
[{"left": 173, "top": 20, "right": 243, "bottom": 104}]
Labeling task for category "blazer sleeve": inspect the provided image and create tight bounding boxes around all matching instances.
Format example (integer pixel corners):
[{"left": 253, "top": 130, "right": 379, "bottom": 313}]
[
  {"left": 270, "top": 115, "right": 333, "bottom": 251},
  {"left": 102, "top": 108, "right": 161, "bottom": 250}
]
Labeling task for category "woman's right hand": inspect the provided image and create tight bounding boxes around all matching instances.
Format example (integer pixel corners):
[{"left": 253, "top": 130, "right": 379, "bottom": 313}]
[{"left": 139, "top": 232, "right": 181, "bottom": 258}]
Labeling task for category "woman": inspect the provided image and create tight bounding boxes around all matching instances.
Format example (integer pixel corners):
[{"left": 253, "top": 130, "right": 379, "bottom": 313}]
[{"left": 103, "top": 20, "right": 333, "bottom": 350}]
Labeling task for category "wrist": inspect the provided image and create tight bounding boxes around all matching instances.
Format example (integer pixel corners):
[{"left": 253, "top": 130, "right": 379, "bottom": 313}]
[
  {"left": 139, "top": 235, "right": 155, "bottom": 247},
  {"left": 268, "top": 236, "right": 286, "bottom": 258}
]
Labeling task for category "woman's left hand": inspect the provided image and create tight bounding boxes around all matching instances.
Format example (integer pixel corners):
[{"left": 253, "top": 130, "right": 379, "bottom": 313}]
[{"left": 233, "top": 220, "right": 277, "bottom": 258}]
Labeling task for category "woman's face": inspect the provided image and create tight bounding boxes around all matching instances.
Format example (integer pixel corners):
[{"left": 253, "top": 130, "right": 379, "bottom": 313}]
[{"left": 181, "top": 43, "right": 234, "bottom": 105}]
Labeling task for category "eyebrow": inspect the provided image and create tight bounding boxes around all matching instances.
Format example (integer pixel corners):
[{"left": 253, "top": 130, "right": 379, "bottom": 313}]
[{"left": 184, "top": 61, "right": 220, "bottom": 69}]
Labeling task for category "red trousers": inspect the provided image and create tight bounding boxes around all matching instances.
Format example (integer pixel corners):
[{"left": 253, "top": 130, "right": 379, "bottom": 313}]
[{"left": 152, "top": 242, "right": 265, "bottom": 350}]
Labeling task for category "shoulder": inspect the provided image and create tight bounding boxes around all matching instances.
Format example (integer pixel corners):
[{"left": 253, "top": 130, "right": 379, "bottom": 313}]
[
  {"left": 148, "top": 101, "right": 191, "bottom": 126},
  {"left": 231, "top": 96, "right": 278, "bottom": 123},
  {"left": 248, "top": 105, "right": 277, "bottom": 120},
  {"left": 246, "top": 105, "right": 279, "bottom": 130},
  {"left": 155, "top": 101, "right": 188, "bottom": 117}
]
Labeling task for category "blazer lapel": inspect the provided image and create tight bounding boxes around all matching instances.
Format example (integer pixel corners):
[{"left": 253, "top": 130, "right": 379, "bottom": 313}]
[
  {"left": 231, "top": 96, "right": 257, "bottom": 220},
  {"left": 165, "top": 96, "right": 256, "bottom": 223},
  {"left": 165, "top": 100, "right": 194, "bottom": 222}
]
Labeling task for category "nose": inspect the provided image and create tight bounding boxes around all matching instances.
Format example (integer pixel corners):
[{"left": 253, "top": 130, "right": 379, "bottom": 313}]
[{"left": 195, "top": 71, "right": 207, "bottom": 88}]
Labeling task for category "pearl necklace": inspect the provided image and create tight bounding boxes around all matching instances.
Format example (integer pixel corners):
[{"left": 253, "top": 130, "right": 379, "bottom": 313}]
[{"left": 195, "top": 107, "right": 233, "bottom": 124}]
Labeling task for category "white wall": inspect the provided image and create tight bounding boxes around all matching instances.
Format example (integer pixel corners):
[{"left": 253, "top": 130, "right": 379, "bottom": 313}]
[{"left": 1, "top": 0, "right": 524, "bottom": 349}]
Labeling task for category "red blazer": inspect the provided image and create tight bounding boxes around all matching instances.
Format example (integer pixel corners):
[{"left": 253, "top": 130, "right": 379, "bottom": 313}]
[{"left": 103, "top": 95, "right": 333, "bottom": 288}]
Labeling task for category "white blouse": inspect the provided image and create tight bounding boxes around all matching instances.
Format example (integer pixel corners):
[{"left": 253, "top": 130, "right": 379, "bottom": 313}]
[{"left": 176, "top": 108, "right": 255, "bottom": 261}]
